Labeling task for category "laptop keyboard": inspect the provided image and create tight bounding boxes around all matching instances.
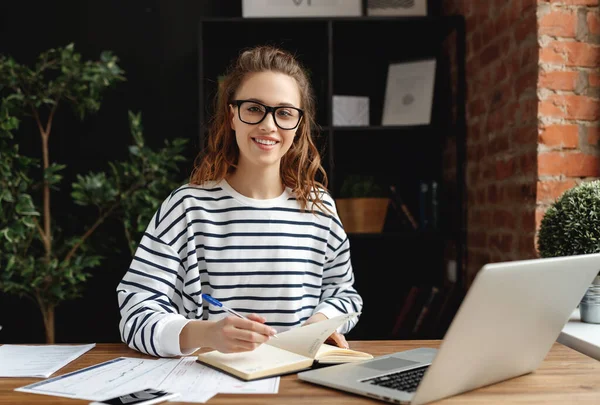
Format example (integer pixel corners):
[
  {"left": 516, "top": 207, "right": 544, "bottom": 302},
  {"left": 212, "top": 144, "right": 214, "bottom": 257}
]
[{"left": 362, "top": 365, "right": 430, "bottom": 393}]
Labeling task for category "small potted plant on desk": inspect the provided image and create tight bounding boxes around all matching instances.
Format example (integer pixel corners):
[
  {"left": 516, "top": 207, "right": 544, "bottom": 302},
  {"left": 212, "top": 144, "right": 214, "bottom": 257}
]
[
  {"left": 537, "top": 180, "right": 600, "bottom": 324},
  {"left": 334, "top": 175, "right": 390, "bottom": 234}
]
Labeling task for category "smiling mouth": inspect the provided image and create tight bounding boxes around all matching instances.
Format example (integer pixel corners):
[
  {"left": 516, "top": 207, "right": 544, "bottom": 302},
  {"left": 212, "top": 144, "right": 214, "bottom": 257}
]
[{"left": 252, "top": 137, "right": 278, "bottom": 146}]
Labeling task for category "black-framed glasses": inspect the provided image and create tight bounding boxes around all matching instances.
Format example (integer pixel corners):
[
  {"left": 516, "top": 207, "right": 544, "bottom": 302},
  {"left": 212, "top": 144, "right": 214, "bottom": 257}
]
[{"left": 231, "top": 99, "right": 304, "bottom": 130}]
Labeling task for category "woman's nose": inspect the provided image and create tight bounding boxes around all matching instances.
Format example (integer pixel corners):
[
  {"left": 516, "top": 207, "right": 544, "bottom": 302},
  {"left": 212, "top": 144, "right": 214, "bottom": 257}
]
[{"left": 258, "top": 112, "right": 277, "bottom": 131}]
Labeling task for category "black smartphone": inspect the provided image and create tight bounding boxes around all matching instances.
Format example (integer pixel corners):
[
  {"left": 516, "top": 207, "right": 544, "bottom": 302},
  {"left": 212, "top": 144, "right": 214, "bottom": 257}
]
[{"left": 88, "top": 388, "right": 179, "bottom": 405}]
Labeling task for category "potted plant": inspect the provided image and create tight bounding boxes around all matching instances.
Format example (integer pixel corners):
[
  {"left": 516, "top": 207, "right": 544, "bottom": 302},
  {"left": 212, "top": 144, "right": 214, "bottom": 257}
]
[
  {"left": 0, "top": 43, "right": 188, "bottom": 342},
  {"left": 335, "top": 174, "right": 390, "bottom": 233},
  {"left": 537, "top": 180, "right": 600, "bottom": 323}
]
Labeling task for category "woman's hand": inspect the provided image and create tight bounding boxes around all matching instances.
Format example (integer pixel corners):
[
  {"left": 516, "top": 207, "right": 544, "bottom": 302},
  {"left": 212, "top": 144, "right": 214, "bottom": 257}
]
[
  {"left": 206, "top": 314, "right": 278, "bottom": 353},
  {"left": 303, "top": 313, "right": 349, "bottom": 349}
]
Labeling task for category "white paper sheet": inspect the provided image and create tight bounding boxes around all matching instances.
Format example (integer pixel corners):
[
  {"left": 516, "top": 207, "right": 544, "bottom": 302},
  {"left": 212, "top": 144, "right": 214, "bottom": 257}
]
[
  {"left": 16, "top": 356, "right": 279, "bottom": 403},
  {"left": 159, "top": 357, "right": 279, "bottom": 403},
  {"left": 0, "top": 343, "right": 96, "bottom": 378}
]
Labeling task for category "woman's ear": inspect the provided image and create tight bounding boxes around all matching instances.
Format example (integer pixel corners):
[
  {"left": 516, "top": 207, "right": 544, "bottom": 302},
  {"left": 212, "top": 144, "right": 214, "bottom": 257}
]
[{"left": 229, "top": 104, "right": 236, "bottom": 131}]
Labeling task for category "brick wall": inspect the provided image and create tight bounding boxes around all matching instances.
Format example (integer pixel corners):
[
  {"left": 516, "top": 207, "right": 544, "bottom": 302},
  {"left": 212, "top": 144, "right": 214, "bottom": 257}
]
[
  {"left": 443, "top": 0, "right": 600, "bottom": 287},
  {"left": 537, "top": 0, "right": 600, "bottom": 234}
]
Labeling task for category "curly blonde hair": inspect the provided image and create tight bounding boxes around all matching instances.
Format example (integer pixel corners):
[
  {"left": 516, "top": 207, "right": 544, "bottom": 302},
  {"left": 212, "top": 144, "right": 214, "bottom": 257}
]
[{"left": 190, "top": 45, "right": 329, "bottom": 213}]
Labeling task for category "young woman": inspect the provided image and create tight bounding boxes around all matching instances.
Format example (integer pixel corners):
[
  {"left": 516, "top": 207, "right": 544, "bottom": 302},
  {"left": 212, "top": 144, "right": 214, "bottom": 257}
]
[{"left": 117, "top": 45, "right": 363, "bottom": 357}]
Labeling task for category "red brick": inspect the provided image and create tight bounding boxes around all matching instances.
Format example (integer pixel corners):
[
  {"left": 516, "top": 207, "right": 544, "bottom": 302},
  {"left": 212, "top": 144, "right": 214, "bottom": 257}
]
[
  {"left": 496, "top": 159, "right": 516, "bottom": 180},
  {"left": 550, "top": 0, "right": 599, "bottom": 4},
  {"left": 538, "top": 70, "right": 578, "bottom": 91},
  {"left": 489, "top": 233, "right": 514, "bottom": 254},
  {"left": 521, "top": 210, "right": 536, "bottom": 231},
  {"left": 540, "top": 41, "right": 600, "bottom": 67},
  {"left": 514, "top": 125, "right": 538, "bottom": 145},
  {"left": 517, "top": 70, "right": 539, "bottom": 94},
  {"left": 518, "top": 232, "right": 537, "bottom": 258},
  {"left": 493, "top": 209, "right": 517, "bottom": 229},
  {"left": 515, "top": 18, "right": 537, "bottom": 42},
  {"left": 519, "top": 152, "right": 538, "bottom": 175},
  {"left": 539, "top": 9, "right": 577, "bottom": 37},
  {"left": 535, "top": 206, "right": 547, "bottom": 233},
  {"left": 536, "top": 179, "right": 578, "bottom": 203},
  {"left": 479, "top": 43, "right": 500, "bottom": 67},
  {"left": 588, "top": 10, "right": 600, "bottom": 35},
  {"left": 540, "top": 94, "right": 600, "bottom": 120},
  {"left": 589, "top": 126, "right": 600, "bottom": 145},
  {"left": 538, "top": 151, "right": 600, "bottom": 176},
  {"left": 538, "top": 124, "right": 579, "bottom": 148},
  {"left": 589, "top": 72, "right": 600, "bottom": 88}
]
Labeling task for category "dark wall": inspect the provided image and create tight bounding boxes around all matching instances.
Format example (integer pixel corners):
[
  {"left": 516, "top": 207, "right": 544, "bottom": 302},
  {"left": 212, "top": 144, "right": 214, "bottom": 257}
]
[{"left": 0, "top": 1, "right": 239, "bottom": 344}]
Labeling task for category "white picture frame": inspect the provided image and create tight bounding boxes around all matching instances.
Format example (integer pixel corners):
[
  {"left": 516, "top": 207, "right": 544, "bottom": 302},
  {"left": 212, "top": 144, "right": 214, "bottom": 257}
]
[
  {"left": 242, "top": 0, "right": 362, "bottom": 18},
  {"left": 333, "top": 95, "right": 370, "bottom": 127},
  {"left": 382, "top": 59, "right": 436, "bottom": 126},
  {"left": 367, "top": 0, "right": 427, "bottom": 17}
]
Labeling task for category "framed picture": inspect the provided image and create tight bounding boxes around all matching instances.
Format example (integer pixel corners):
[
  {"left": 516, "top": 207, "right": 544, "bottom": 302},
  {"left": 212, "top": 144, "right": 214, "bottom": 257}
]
[
  {"left": 366, "top": 0, "right": 427, "bottom": 17},
  {"left": 382, "top": 59, "right": 436, "bottom": 126},
  {"left": 242, "top": 0, "right": 362, "bottom": 18},
  {"left": 333, "top": 95, "right": 370, "bottom": 126}
]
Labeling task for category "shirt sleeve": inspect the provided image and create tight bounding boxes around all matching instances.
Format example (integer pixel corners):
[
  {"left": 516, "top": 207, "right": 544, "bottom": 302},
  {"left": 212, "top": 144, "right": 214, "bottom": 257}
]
[
  {"left": 313, "top": 199, "right": 363, "bottom": 334},
  {"left": 116, "top": 203, "right": 199, "bottom": 357}
]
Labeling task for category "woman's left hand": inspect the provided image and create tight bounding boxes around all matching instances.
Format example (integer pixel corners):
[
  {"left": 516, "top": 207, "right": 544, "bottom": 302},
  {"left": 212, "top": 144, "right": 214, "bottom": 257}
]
[{"left": 303, "top": 313, "right": 349, "bottom": 349}]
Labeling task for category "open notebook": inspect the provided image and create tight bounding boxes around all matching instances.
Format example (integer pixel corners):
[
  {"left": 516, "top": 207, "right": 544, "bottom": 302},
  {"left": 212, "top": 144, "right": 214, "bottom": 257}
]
[{"left": 196, "top": 312, "right": 372, "bottom": 381}]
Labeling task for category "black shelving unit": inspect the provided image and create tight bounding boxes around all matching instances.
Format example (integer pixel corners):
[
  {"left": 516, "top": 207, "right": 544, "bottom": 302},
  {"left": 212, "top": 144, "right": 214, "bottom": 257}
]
[{"left": 198, "top": 15, "right": 467, "bottom": 340}]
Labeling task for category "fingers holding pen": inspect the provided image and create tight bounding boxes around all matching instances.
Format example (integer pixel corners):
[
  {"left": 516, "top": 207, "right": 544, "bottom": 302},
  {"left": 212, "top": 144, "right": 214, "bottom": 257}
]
[{"left": 210, "top": 314, "right": 278, "bottom": 353}]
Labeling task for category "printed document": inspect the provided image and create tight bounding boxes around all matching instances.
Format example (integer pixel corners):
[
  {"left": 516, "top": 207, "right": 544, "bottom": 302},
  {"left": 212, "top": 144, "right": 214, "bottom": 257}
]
[
  {"left": 0, "top": 343, "right": 95, "bottom": 378},
  {"left": 16, "top": 356, "right": 278, "bottom": 403}
]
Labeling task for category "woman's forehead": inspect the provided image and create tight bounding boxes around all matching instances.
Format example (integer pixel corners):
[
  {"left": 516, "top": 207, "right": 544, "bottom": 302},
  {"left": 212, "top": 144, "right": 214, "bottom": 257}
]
[{"left": 236, "top": 71, "right": 301, "bottom": 106}]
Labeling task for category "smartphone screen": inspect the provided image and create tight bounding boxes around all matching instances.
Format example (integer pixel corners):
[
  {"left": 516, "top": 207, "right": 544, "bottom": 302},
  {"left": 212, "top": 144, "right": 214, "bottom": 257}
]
[{"left": 91, "top": 388, "right": 179, "bottom": 405}]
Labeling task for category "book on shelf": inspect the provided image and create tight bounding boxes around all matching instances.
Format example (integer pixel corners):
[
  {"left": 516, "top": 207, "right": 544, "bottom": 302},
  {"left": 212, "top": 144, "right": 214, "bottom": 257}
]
[
  {"left": 411, "top": 285, "right": 441, "bottom": 338},
  {"left": 432, "top": 283, "right": 465, "bottom": 338},
  {"left": 391, "top": 285, "right": 433, "bottom": 339},
  {"left": 418, "top": 179, "right": 440, "bottom": 230},
  {"left": 391, "top": 286, "right": 421, "bottom": 337},
  {"left": 196, "top": 312, "right": 373, "bottom": 381},
  {"left": 388, "top": 184, "right": 418, "bottom": 231}
]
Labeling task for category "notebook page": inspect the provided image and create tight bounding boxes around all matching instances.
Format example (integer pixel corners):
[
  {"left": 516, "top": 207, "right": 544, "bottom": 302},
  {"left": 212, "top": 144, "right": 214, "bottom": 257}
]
[
  {"left": 266, "top": 312, "right": 360, "bottom": 358},
  {"left": 198, "top": 344, "right": 310, "bottom": 376}
]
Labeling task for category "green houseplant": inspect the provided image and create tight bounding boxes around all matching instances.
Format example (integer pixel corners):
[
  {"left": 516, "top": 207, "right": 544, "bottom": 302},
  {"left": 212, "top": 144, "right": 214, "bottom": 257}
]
[
  {"left": 0, "top": 43, "right": 188, "bottom": 343},
  {"left": 335, "top": 174, "right": 389, "bottom": 234},
  {"left": 538, "top": 180, "right": 600, "bottom": 323}
]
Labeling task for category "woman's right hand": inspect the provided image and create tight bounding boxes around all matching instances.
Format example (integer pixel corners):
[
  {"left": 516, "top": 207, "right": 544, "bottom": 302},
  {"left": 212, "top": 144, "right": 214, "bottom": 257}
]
[{"left": 206, "top": 314, "right": 278, "bottom": 353}]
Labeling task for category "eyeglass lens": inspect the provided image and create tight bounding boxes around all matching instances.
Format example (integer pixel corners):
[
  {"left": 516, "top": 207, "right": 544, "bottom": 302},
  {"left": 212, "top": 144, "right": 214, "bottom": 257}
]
[{"left": 238, "top": 101, "right": 301, "bottom": 129}]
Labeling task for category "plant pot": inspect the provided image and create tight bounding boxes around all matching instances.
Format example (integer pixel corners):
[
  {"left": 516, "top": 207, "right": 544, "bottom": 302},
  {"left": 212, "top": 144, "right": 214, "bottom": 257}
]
[
  {"left": 580, "top": 275, "right": 600, "bottom": 324},
  {"left": 335, "top": 198, "right": 390, "bottom": 233}
]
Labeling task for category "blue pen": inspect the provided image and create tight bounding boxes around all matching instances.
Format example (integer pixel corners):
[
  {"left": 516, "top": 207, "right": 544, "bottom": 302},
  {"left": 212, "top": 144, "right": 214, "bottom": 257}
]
[{"left": 201, "top": 293, "right": 278, "bottom": 338}]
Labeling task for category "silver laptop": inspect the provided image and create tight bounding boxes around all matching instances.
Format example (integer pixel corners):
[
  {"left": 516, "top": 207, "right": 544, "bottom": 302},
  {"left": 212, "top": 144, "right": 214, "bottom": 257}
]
[{"left": 298, "top": 253, "right": 600, "bottom": 405}]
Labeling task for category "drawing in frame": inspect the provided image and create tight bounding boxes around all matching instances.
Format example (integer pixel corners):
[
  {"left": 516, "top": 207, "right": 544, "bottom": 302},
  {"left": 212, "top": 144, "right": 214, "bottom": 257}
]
[
  {"left": 242, "top": 0, "right": 362, "bottom": 18},
  {"left": 382, "top": 59, "right": 436, "bottom": 126},
  {"left": 366, "top": 0, "right": 427, "bottom": 16}
]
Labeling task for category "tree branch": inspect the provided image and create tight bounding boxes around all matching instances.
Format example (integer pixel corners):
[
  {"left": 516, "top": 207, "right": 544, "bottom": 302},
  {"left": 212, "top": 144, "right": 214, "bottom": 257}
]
[
  {"left": 32, "top": 217, "right": 49, "bottom": 248},
  {"left": 63, "top": 182, "right": 145, "bottom": 263}
]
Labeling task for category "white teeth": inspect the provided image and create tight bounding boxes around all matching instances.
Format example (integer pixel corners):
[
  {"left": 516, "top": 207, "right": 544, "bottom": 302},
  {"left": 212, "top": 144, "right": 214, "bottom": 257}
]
[{"left": 255, "top": 138, "right": 276, "bottom": 145}]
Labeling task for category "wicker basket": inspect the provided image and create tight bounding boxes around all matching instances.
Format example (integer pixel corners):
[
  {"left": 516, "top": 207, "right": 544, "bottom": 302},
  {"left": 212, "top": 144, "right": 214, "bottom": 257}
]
[{"left": 335, "top": 198, "right": 390, "bottom": 233}]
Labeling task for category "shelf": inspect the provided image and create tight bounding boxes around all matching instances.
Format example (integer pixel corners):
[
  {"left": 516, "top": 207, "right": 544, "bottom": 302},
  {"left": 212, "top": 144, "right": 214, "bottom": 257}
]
[
  {"left": 197, "top": 13, "right": 467, "bottom": 302},
  {"left": 348, "top": 230, "right": 446, "bottom": 239},
  {"left": 323, "top": 125, "right": 431, "bottom": 132},
  {"left": 199, "top": 16, "right": 464, "bottom": 25}
]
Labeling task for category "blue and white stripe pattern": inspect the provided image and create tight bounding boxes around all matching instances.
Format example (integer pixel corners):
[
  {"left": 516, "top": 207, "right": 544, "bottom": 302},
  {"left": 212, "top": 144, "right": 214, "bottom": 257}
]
[{"left": 117, "top": 180, "right": 362, "bottom": 357}]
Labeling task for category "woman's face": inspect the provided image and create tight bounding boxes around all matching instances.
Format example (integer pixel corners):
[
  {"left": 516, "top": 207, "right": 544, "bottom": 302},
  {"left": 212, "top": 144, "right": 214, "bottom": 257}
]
[{"left": 229, "top": 71, "right": 301, "bottom": 171}]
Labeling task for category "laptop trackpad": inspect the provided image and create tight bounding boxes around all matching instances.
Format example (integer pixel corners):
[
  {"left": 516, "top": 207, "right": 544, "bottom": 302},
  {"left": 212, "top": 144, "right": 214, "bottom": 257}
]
[{"left": 360, "top": 358, "right": 419, "bottom": 371}]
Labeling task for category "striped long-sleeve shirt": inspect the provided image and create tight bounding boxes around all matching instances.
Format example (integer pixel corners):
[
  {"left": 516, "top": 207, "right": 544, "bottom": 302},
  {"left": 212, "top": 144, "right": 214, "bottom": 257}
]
[{"left": 117, "top": 180, "right": 363, "bottom": 357}]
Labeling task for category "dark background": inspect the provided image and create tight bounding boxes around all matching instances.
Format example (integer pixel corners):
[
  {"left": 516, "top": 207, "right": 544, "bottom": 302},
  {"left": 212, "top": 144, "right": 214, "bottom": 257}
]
[
  {"left": 0, "top": 1, "right": 240, "bottom": 344},
  {"left": 0, "top": 0, "right": 448, "bottom": 344}
]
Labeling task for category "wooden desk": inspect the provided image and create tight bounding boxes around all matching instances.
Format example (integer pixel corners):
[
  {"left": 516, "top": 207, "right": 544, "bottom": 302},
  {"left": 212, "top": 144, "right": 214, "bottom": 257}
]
[{"left": 1, "top": 341, "right": 599, "bottom": 404}]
